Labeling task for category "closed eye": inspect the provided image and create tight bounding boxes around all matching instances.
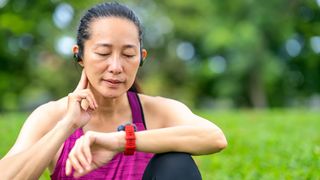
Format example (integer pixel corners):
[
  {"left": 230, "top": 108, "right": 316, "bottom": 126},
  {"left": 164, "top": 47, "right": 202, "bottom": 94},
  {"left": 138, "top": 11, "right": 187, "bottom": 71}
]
[
  {"left": 96, "top": 53, "right": 111, "bottom": 57},
  {"left": 124, "top": 54, "right": 135, "bottom": 58}
]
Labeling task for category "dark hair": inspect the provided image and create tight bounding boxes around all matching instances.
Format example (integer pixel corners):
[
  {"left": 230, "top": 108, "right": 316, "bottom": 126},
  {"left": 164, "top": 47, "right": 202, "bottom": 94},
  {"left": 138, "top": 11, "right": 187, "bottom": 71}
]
[{"left": 76, "top": 2, "right": 143, "bottom": 93}]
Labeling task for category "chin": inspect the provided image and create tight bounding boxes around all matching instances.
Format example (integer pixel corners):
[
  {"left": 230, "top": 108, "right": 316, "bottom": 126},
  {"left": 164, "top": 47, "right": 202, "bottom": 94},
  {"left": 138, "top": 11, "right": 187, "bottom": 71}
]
[{"left": 99, "top": 88, "right": 127, "bottom": 98}]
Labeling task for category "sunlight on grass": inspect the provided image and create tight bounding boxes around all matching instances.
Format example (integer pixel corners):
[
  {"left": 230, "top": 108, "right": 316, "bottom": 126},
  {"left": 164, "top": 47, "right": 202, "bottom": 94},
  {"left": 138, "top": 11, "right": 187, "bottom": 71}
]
[
  {"left": 0, "top": 110, "right": 319, "bottom": 179},
  {"left": 193, "top": 109, "right": 320, "bottom": 179}
]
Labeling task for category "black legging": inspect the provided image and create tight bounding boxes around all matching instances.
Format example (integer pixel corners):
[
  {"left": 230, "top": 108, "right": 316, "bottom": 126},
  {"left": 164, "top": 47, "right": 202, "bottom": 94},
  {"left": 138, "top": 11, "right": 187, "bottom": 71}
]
[{"left": 142, "top": 152, "right": 202, "bottom": 180}]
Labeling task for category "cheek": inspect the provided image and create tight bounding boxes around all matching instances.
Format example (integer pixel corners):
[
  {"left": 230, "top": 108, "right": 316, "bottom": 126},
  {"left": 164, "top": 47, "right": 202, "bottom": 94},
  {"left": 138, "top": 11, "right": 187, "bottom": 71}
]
[
  {"left": 83, "top": 58, "right": 105, "bottom": 72},
  {"left": 83, "top": 61, "right": 105, "bottom": 85},
  {"left": 128, "top": 63, "right": 139, "bottom": 75},
  {"left": 126, "top": 66, "right": 139, "bottom": 82}
]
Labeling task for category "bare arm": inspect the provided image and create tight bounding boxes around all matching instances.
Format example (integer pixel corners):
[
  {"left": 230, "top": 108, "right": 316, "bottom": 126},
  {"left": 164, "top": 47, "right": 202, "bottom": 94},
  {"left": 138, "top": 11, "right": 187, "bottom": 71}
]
[
  {"left": 0, "top": 117, "right": 76, "bottom": 180},
  {"left": 0, "top": 70, "right": 97, "bottom": 180},
  {"left": 66, "top": 96, "right": 227, "bottom": 178},
  {"left": 135, "top": 124, "right": 226, "bottom": 155},
  {"left": 137, "top": 96, "right": 227, "bottom": 154}
]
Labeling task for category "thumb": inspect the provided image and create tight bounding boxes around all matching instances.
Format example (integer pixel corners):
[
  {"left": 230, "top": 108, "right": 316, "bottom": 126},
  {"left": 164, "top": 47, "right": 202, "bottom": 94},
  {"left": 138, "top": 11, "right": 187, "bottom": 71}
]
[{"left": 74, "top": 70, "right": 89, "bottom": 91}]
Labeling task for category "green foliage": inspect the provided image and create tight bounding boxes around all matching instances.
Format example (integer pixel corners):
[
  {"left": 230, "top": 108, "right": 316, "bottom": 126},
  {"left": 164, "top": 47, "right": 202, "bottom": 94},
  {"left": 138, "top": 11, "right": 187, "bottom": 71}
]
[
  {"left": 1, "top": 110, "right": 319, "bottom": 179},
  {"left": 0, "top": 0, "right": 320, "bottom": 110},
  {"left": 154, "top": 0, "right": 320, "bottom": 108}
]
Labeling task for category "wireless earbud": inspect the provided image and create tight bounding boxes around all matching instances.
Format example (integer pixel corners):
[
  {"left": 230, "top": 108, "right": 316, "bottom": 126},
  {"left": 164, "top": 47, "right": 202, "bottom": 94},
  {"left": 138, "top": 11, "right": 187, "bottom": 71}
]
[
  {"left": 73, "top": 53, "right": 80, "bottom": 62},
  {"left": 139, "top": 50, "right": 145, "bottom": 67}
]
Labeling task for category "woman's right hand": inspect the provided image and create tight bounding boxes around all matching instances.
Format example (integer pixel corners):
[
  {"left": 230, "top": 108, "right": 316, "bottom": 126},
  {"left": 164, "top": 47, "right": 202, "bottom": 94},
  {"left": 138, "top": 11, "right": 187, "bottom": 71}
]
[
  {"left": 64, "top": 70, "right": 98, "bottom": 129},
  {"left": 65, "top": 131, "right": 124, "bottom": 178}
]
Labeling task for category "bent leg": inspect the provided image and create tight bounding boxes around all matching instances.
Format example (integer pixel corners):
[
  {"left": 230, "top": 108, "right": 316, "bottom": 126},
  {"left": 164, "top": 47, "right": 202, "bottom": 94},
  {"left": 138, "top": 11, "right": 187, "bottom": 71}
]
[{"left": 142, "top": 152, "right": 202, "bottom": 180}]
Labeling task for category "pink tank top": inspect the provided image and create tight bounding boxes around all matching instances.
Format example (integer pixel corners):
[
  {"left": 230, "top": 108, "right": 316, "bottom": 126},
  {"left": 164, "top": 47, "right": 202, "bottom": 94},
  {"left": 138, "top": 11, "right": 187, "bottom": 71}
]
[{"left": 50, "top": 92, "right": 154, "bottom": 180}]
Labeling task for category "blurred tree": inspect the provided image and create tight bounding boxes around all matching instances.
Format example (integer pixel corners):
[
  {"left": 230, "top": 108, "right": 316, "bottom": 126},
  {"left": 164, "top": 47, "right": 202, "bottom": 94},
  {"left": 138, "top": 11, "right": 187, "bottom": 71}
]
[
  {"left": 152, "top": 0, "right": 320, "bottom": 108},
  {"left": 0, "top": 0, "right": 319, "bottom": 111}
]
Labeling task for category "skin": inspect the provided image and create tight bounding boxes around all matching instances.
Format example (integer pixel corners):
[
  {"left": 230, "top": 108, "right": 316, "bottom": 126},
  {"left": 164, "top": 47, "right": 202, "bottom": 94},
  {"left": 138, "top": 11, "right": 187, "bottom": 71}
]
[{"left": 0, "top": 17, "right": 227, "bottom": 179}]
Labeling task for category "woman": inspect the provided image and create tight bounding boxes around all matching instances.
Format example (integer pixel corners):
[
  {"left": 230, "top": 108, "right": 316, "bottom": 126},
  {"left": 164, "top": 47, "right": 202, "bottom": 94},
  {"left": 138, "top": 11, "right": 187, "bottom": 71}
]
[{"left": 0, "top": 2, "right": 227, "bottom": 180}]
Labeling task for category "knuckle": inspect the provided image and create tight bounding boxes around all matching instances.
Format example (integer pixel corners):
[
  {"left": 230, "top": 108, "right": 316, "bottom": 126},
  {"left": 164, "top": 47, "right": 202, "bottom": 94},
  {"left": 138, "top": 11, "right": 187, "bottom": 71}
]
[
  {"left": 87, "top": 90, "right": 93, "bottom": 95},
  {"left": 86, "top": 131, "right": 93, "bottom": 137},
  {"left": 86, "top": 131, "right": 94, "bottom": 140},
  {"left": 77, "top": 137, "right": 83, "bottom": 142},
  {"left": 85, "top": 89, "right": 93, "bottom": 96},
  {"left": 68, "top": 153, "right": 74, "bottom": 159},
  {"left": 84, "top": 132, "right": 93, "bottom": 142},
  {"left": 75, "top": 147, "right": 81, "bottom": 154}
]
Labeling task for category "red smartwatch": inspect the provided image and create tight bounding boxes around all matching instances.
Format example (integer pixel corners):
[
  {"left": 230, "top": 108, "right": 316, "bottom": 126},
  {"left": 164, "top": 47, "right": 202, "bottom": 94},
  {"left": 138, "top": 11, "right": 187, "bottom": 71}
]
[{"left": 117, "top": 123, "right": 137, "bottom": 156}]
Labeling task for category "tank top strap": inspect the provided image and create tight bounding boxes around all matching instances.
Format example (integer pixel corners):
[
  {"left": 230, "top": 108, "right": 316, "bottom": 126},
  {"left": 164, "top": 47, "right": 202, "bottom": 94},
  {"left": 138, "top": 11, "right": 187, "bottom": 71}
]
[{"left": 127, "top": 91, "right": 144, "bottom": 126}]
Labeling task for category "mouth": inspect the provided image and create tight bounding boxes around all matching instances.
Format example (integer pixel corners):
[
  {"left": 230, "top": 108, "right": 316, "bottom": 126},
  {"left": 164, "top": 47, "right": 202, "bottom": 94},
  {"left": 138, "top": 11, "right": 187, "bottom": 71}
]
[
  {"left": 106, "top": 79, "right": 122, "bottom": 83},
  {"left": 102, "top": 78, "right": 124, "bottom": 87}
]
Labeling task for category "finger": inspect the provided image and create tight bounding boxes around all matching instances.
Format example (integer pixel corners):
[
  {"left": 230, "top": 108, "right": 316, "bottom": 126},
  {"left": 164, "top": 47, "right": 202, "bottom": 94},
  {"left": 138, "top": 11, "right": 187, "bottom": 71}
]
[
  {"left": 69, "top": 154, "right": 84, "bottom": 175},
  {"left": 80, "top": 89, "right": 97, "bottom": 109},
  {"left": 83, "top": 93, "right": 96, "bottom": 110},
  {"left": 68, "top": 144, "right": 85, "bottom": 174},
  {"left": 74, "top": 70, "right": 88, "bottom": 91},
  {"left": 73, "top": 171, "right": 82, "bottom": 178},
  {"left": 76, "top": 150, "right": 90, "bottom": 171},
  {"left": 80, "top": 99, "right": 89, "bottom": 111},
  {"left": 78, "top": 91, "right": 96, "bottom": 110},
  {"left": 77, "top": 138, "right": 91, "bottom": 170},
  {"left": 65, "top": 158, "right": 72, "bottom": 176},
  {"left": 86, "top": 90, "right": 98, "bottom": 108},
  {"left": 67, "top": 92, "right": 87, "bottom": 111},
  {"left": 81, "top": 96, "right": 95, "bottom": 111},
  {"left": 83, "top": 134, "right": 93, "bottom": 165},
  {"left": 74, "top": 163, "right": 96, "bottom": 178}
]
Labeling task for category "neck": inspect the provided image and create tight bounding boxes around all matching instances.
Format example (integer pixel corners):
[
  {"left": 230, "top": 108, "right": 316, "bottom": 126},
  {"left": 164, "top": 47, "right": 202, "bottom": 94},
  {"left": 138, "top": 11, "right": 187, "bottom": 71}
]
[{"left": 89, "top": 86, "right": 129, "bottom": 119}]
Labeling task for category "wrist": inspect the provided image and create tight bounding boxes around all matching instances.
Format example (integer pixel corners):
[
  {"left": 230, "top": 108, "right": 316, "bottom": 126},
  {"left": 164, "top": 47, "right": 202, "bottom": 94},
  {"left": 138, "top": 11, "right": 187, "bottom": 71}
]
[
  {"left": 59, "top": 116, "right": 78, "bottom": 132},
  {"left": 116, "top": 131, "right": 126, "bottom": 152},
  {"left": 116, "top": 123, "right": 137, "bottom": 155},
  {"left": 62, "top": 113, "right": 86, "bottom": 131}
]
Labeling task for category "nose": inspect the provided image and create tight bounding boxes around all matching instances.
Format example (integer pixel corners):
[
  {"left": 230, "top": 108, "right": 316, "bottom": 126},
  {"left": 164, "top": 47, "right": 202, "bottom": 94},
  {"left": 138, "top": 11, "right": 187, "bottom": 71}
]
[{"left": 108, "top": 55, "right": 123, "bottom": 75}]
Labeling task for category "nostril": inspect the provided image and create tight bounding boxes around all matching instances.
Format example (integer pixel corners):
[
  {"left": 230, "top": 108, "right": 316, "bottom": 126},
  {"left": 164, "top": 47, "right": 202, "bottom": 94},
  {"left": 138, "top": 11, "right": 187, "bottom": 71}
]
[{"left": 109, "top": 67, "right": 122, "bottom": 74}]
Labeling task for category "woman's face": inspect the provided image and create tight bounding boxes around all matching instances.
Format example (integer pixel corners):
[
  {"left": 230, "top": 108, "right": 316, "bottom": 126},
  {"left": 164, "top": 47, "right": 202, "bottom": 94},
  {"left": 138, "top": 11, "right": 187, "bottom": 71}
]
[{"left": 79, "top": 17, "right": 142, "bottom": 98}]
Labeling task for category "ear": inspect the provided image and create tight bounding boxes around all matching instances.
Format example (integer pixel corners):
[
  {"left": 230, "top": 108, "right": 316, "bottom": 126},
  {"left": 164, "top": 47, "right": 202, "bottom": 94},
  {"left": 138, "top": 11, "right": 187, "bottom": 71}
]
[
  {"left": 141, "top": 48, "right": 148, "bottom": 61},
  {"left": 72, "top": 45, "right": 84, "bottom": 67}
]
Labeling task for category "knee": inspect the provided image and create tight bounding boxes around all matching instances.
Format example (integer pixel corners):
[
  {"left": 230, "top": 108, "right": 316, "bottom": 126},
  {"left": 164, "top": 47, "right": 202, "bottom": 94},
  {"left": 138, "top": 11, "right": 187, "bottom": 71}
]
[
  {"left": 143, "top": 152, "right": 202, "bottom": 180},
  {"left": 150, "top": 152, "right": 195, "bottom": 170}
]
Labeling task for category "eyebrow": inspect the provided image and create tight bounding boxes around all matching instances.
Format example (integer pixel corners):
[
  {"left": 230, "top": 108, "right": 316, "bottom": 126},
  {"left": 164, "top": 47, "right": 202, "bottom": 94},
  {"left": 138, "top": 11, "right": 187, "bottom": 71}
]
[
  {"left": 94, "top": 43, "right": 112, "bottom": 48},
  {"left": 94, "top": 43, "right": 138, "bottom": 49},
  {"left": 123, "top": 44, "right": 138, "bottom": 49}
]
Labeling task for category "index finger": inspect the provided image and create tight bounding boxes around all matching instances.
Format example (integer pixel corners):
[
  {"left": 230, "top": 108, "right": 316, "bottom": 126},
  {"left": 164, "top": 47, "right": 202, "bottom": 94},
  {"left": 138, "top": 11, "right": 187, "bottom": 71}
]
[
  {"left": 74, "top": 70, "right": 89, "bottom": 91},
  {"left": 66, "top": 158, "right": 72, "bottom": 176}
]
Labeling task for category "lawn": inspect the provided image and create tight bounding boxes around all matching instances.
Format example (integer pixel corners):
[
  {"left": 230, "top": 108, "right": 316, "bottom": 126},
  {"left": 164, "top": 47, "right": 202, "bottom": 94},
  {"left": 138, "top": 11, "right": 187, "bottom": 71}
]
[{"left": 0, "top": 109, "right": 319, "bottom": 179}]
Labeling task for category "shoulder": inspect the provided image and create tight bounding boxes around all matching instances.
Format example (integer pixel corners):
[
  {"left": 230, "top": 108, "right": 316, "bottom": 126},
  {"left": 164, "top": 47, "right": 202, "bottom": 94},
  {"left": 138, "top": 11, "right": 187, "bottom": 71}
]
[
  {"left": 27, "top": 97, "right": 67, "bottom": 132},
  {"left": 4, "top": 97, "right": 68, "bottom": 157},
  {"left": 138, "top": 94, "right": 191, "bottom": 112},
  {"left": 33, "top": 97, "right": 67, "bottom": 115},
  {"left": 27, "top": 97, "right": 68, "bottom": 136},
  {"left": 137, "top": 94, "right": 194, "bottom": 128}
]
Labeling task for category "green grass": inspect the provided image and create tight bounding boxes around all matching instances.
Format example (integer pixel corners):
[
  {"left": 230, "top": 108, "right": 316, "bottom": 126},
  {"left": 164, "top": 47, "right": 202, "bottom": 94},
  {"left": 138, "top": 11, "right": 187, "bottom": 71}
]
[
  {"left": 0, "top": 110, "right": 319, "bottom": 179},
  {"left": 0, "top": 113, "right": 26, "bottom": 156},
  {"left": 194, "top": 109, "right": 320, "bottom": 179}
]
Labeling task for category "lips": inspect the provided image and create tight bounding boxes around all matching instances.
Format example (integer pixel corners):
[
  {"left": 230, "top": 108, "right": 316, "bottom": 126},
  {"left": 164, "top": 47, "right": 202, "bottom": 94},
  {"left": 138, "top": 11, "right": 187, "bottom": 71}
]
[
  {"left": 106, "top": 79, "right": 122, "bottom": 84},
  {"left": 103, "top": 78, "right": 124, "bottom": 87}
]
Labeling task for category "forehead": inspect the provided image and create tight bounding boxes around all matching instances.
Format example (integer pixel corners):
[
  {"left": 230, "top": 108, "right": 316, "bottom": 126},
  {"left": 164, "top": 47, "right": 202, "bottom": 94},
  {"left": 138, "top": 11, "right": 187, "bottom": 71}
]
[{"left": 87, "top": 17, "right": 140, "bottom": 45}]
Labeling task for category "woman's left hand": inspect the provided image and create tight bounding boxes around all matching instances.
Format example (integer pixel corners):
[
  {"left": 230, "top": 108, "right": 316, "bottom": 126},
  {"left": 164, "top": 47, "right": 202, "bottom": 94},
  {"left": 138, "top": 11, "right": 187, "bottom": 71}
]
[{"left": 65, "top": 131, "right": 125, "bottom": 178}]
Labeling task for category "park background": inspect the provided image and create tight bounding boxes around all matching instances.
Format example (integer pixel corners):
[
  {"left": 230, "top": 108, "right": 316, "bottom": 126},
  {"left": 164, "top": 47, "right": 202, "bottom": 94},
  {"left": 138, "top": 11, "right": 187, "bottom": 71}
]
[{"left": 0, "top": 0, "right": 319, "bottom": 179}]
